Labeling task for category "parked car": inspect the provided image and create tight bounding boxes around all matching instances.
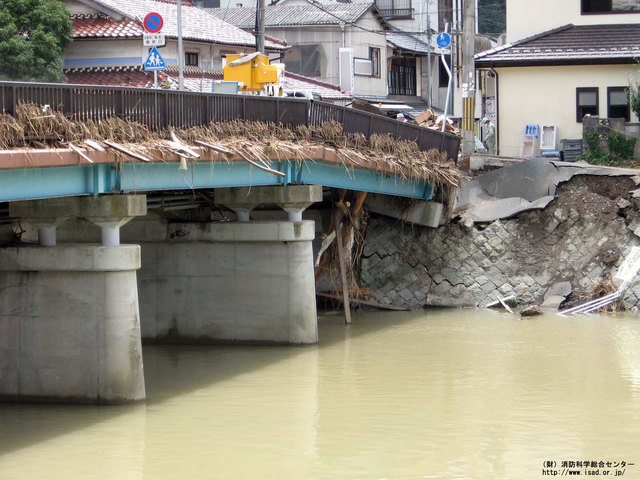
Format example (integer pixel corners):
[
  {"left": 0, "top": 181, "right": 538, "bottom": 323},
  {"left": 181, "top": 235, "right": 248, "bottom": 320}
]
[{"left": 285, "top": 90, "right": 322, "bottom": 101}]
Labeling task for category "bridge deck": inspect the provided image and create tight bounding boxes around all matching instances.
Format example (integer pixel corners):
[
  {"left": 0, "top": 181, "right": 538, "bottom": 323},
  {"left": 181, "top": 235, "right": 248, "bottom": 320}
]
[{"left": 0, "top": 145, "right": 439, "bottom": 202}]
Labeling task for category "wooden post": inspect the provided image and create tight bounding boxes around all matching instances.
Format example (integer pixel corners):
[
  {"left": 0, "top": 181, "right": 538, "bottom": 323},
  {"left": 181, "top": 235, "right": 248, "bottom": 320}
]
[{"left": 334, "top": 209, "right": 351, "bottom": 325}]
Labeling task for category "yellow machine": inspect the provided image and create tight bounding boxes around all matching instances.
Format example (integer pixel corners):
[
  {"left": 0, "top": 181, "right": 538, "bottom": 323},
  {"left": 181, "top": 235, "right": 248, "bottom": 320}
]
[{"left": 223, "top": 52, "right": 283, "bottom": 94}]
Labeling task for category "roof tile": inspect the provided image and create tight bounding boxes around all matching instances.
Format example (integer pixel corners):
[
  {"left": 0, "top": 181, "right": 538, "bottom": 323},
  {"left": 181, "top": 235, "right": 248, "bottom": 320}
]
[
  {"left": 83, "top": 0, "right": 288, "bottom": 50},
  {"left": 476, "top": 24, "right": 640, "bottom": 66},
  {"left": 206, "top": 3, "right": 377, "bottom": 28}
]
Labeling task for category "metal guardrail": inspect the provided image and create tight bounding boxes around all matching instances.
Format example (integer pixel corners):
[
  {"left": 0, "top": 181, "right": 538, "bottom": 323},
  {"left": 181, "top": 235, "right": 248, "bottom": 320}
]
[{"left": 0, "top": 81, "right": 460, "bottom": 160}]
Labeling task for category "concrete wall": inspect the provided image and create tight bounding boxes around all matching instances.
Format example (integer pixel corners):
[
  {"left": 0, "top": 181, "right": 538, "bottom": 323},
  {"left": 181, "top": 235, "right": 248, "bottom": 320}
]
[
  {"left": 507, "top": 0, "right": 640, "bottom": 43},
  {"left": 0, "top": 246, "right": 145, "bottom": 404},
  {"left": 360, "top": 176, "right": 640, "bottom": 310},
  {"left": 495, "top": 64, "right": 638, "bottom": 157}
]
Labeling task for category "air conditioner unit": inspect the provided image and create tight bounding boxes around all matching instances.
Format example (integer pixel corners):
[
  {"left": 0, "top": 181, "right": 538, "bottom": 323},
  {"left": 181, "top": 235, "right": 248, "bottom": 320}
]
[{"left": 354, "top": 58, "right": 373, "bottom": 76}]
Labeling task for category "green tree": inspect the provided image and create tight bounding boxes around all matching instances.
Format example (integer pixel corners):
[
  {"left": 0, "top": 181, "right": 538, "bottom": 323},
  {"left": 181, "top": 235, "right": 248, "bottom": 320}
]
[{"left": 0, "top": 0, "right": 73, "bottom": 82}]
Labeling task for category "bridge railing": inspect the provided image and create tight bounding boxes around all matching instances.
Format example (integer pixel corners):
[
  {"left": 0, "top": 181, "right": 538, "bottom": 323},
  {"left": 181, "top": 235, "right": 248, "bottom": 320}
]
[{"left": 0, "top": 81, "right": 460, "bottom": 160}]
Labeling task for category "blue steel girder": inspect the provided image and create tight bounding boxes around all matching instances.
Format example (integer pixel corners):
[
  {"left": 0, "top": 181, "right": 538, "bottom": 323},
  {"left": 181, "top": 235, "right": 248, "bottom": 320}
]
[{"left": 0, "top": 161, "right": 435, "bottom": 202}]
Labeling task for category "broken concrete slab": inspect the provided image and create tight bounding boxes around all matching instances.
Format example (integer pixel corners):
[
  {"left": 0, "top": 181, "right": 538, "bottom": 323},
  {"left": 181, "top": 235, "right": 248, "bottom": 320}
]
[
  {"left": 455, "top": 158, "right": 640, "bottom": 225},
  {"left": 459, "top": 195, "right": 554, "bottom": 224}
]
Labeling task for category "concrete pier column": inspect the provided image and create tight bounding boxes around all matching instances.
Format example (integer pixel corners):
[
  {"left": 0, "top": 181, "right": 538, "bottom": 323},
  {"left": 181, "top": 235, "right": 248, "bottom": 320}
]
[
  {"left": 80, "top": 195, "right": 147, "bottom": 246},
  {"left": 1, "top": 195, "right": 148, "bottom": 404},
  {"left": 34, "top": 222, "right": 58, "bottom": 247},
  {"left": 138, "top": 186, "right": 322, "bottom": 345},
  {"left": 0, "top": 245, "right": 145, "bottom": 404},
  {"left": 139, "top": 220, "right": 319, "bottom": 344}
]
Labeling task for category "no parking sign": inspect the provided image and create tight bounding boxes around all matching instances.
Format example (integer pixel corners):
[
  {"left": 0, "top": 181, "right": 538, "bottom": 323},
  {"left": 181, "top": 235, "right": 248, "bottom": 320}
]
[{"left": 143, "top": 12, "right": 164, "bottom": 33}]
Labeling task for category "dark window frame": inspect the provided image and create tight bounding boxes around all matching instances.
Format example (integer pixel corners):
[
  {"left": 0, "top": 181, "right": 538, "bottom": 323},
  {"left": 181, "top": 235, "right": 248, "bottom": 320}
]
[
  {"left": 581, "top": 0, "right": 640, "bottom": 14},
  {"left": 194, "top": 0, "right": 221, "bottom": 7},
  {"left": 370, "top": 47, "right": 381, "bottom": 78},
  {"left": 607, "top": 86, "right": 630, "bottom": 121},
  {"left": 185, "top": 52, "right": 199, "bottom": 67},
  {"left": 576, "top": 87, "right": 599, "bottom": 123}
]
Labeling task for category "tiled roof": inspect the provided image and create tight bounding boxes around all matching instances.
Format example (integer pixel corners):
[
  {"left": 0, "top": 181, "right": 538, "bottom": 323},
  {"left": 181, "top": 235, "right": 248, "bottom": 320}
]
[
  {"left": 76, "top": 0, "right": 288, "bottom": 50},
  {"left": 73, "top": 14, "right": 144, "bottom": 38},
  {"left": 66, "top": 66, "right": 169, "bottom": 88},
  {"left": 63, "top": 66, "right": 351, "bottom": 100},
  {"left": 475, "top": 24, "right": 640, "bottom": 67},
  {"left": 205, "top": 3, "right": 385, "bottom": 29},
  {"left": 387, "top": 31, "right": 444, "bottom": 55}
]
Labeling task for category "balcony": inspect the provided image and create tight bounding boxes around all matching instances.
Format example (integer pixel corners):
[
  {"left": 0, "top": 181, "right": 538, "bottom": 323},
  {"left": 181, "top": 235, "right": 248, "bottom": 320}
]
[{"left": 375, "top": 0, "right": 414, "bottom": 20}]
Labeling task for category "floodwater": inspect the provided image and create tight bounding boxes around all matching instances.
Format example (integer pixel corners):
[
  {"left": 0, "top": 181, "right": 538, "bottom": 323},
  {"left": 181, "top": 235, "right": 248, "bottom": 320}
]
[{"left": 1, "top": 309, "right": 639, "bottom": 480}]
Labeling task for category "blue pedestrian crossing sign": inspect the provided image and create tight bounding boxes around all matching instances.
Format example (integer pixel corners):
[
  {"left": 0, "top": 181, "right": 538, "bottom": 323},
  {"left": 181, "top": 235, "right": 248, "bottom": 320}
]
[
  {"left": 436, "top": 32, "right": 451, "bottom": 48},
  {"left": 144, "top": 46, "right": 166, "bottom": 71}
]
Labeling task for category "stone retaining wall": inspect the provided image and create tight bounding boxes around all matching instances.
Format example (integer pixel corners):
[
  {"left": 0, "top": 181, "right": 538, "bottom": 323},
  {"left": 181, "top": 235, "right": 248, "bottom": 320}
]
[{"left": 360, "top": 176, "right": 640, "bottom": 310}]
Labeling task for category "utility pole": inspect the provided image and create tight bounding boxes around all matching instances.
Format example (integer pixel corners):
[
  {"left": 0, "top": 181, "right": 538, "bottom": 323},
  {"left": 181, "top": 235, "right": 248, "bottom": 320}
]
[
  {"left": 256, "top": 0, "right": 265, "bottom": 53},
  {"left": 177, "top": 0, "right": 184, "bottom": 90},
  {"left": 461, "top": 0, "right": 476, "bottom": 155},
  {"left": 426, "top": 0, "right": 432, "bottom": 108}
]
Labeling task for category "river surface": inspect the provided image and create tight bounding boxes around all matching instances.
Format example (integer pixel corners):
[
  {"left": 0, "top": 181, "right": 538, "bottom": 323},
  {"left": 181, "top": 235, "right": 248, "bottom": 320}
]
[{"left": 1, "top": 309, "right": 639, "bottom": 480}]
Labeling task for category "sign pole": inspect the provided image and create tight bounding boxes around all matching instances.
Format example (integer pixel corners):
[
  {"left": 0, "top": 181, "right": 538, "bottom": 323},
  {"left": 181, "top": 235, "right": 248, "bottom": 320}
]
[
  {"left": 437, "top": 25, "right": 452, "bottom": 133},
  {"left": 177, "top": 0, "right": 184, "bottom": 90},
  {"left": 154, "top": 71, "right": 158, "bottom": 88}
]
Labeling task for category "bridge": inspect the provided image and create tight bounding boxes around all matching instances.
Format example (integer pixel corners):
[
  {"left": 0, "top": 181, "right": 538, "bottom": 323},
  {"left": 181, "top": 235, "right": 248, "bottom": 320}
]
[{"left": 0, "top": 81, "right": 460, "bottom": 405}]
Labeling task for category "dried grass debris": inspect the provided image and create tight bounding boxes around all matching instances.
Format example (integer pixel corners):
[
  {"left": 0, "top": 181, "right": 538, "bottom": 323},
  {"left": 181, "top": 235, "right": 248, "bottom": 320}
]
[{"left": 0, "top": 103, "right": 463, "bottom": 188}]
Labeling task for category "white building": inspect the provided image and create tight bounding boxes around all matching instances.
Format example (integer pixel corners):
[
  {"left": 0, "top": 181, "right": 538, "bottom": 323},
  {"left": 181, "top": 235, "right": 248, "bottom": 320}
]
[{"left": 475, "top": 0, "right": 640, "bottom": 156}]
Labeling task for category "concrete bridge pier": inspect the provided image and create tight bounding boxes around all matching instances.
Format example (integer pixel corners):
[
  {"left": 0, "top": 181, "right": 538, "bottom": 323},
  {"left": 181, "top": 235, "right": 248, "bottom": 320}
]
[
  {"left": 138, "top": 185, "right": 322, "bottom": 345},
  {"left": 0, "top": 195, "right": 147, "bottom": 404}
]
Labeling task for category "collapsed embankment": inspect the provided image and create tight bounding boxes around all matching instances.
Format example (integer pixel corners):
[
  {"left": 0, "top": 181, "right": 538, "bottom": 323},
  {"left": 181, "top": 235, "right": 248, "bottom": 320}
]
[{"left": 359, "top": 172, "right": 640, "bottom": 311}]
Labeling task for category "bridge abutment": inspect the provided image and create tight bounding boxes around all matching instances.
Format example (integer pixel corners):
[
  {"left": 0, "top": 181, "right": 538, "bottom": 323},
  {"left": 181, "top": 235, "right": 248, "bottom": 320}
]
[{"left": 0, "top": 196, "right": 147, "bottom": 404}]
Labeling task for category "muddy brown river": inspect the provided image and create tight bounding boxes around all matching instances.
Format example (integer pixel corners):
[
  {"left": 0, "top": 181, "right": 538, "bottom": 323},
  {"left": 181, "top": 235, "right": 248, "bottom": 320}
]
[{"left": 1, "top": 309, "right": 639, "bottom": 479}]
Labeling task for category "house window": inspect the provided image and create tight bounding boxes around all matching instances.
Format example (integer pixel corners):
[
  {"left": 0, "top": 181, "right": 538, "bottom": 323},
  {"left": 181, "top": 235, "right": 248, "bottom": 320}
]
[
  {"left": 193, "top": 0, "right": 221, "bottom": 7},
  {"left": 283, "top": 44, "right": 321, "bottom": 77},
  {"left": 370, "top": 47, "right": 380, "bottom": 78},
  {"left": 576, "top": 87, "right": 599, "bottom": 122},
  {"left": 608, "top": 87, "right": 630, "bottom": 121},
  {"left": 582, "top": 0, "right": 640, "bottom": 13},
  {"left": 185, "top": 52, "right": 199, "bottom": 66},
  {"left": 375, "top": 0, "right": 413, "bottom": 19}
]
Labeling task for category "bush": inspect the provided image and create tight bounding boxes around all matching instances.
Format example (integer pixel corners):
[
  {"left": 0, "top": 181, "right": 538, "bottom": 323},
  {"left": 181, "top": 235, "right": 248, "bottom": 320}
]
[{"left": 580, "top": 131, "right": 636, "bottom": 166}]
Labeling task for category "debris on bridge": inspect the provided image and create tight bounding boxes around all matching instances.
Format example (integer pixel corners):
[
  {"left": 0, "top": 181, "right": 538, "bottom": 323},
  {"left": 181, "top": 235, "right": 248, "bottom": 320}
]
[{"left": 0, "top": 103, "right": 463, "bottom": 189}]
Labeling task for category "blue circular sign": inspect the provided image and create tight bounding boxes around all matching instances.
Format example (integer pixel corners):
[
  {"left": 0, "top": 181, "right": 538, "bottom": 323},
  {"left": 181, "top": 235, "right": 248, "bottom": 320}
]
[
  {"left": 144, "top": 12, "right": 164, "bottom": 34},
  {"left": 437, "top": 32, "right": 451, "bottom": 48}
]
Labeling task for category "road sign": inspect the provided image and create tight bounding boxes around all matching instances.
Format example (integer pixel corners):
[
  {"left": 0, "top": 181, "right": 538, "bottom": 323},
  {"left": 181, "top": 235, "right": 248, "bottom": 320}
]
[
  {"left": 436, "top": 32, "right": 451, "bottom": 48},
  {"left": 143, "top": 33, "right": 166, "bottom": 46},
  {"left": 143, "top": 12, "right": 163, "bottom": 33},
  {"left": 144, "top": 45, "right": 166, "bottom": 71}
]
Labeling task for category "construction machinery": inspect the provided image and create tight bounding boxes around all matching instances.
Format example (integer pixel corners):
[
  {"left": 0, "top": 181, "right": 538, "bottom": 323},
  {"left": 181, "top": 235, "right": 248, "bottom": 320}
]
[{"left": 222, "top": 52, "right": 284, "bottom": 95}]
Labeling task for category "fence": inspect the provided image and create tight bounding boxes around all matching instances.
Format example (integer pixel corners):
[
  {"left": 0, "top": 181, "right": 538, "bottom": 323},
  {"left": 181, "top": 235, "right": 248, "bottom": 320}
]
[{"left": 0, "top": 81, "right": 460, "bottom": 160}]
